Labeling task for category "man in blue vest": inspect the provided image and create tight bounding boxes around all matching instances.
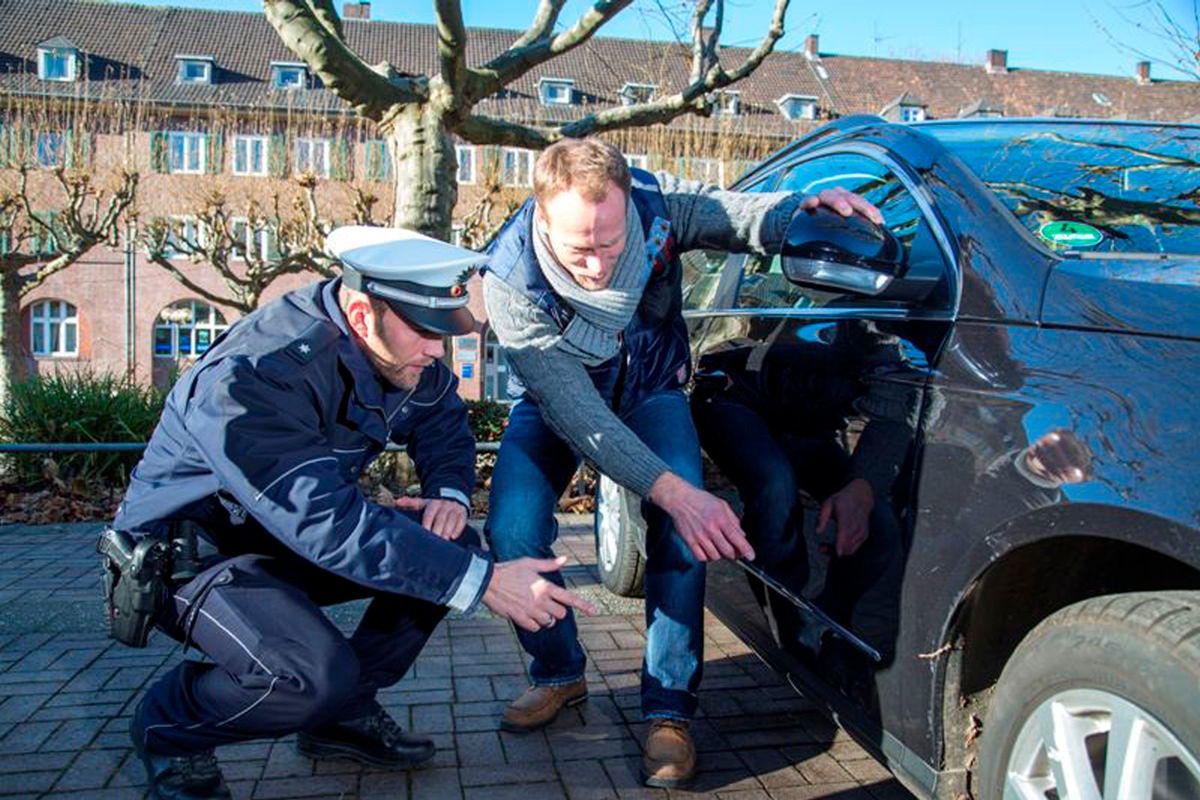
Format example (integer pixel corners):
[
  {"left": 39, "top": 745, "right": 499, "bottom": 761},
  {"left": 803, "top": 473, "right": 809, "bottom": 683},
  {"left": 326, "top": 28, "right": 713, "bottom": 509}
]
[
  {"left": 482, "top": 138, "right": 880, "bottom": 788},
  {"left": 114, "top": 227, "right": 595, "bottom": 800}
]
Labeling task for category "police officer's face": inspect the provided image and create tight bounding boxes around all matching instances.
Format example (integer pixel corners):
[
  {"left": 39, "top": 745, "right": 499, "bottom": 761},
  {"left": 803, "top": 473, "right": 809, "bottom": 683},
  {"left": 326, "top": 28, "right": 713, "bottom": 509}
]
[
  {"left": 352, "top": 299, "right": 445, "bottom": 390},
  {"left": 537, "top": 182, "right": 627, "bottom": 291}
]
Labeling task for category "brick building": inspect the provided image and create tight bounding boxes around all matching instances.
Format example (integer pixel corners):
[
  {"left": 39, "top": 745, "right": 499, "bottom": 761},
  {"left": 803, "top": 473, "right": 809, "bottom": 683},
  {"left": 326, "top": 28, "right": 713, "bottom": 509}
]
[{"left": 1, "top": 0, "right": 1197, "bottom": 400}]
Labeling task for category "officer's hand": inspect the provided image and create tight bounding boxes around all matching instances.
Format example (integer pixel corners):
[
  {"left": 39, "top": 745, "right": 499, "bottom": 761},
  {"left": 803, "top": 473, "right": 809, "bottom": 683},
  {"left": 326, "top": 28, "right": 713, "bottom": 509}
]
[
  {"left": 395, "top": 497, "right": 468, "bottom": 540},
  {"left": 817, "top": 478, "right": 874, "bottom": 557},
  {"left": 482, "top": 556, "right": 597, "bottom": 633},
  {"left": 648, "top": 472, "right": 755, "bottom": 562},
  {"left": 801, "top": 187, "right": 884, "bottom": 225}
]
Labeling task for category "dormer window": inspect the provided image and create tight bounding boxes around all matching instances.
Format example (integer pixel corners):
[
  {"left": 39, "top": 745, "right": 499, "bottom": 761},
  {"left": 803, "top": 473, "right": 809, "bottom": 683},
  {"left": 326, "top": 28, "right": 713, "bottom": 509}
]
[
  {"left": 538, "top": 77, "right": 574, "bottom": 106},
  {"left": 716, "top": 90, "right": 740, "bottom": 116},
  {"left": 271, "top": 62, "right": 308, "bottom": 91},
  {"left": 899, "top": 105, "right": 926, "bottom": 122},
  {"left": 620, "top": 83, "right": 656, "bottom": 106},
  {"left": 176, "top": 56, "right": 215, "bottom": 85},
  {"left": 37, "top": 37, "right": 78, "bottom": 82},
  {"left": 776, "top": 94, "right": 817, "bottom": 121}
]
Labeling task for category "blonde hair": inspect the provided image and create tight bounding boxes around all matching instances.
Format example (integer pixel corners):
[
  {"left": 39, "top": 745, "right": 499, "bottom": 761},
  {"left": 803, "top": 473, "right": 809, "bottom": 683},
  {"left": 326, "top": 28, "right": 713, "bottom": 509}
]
[{"left": 533, "top": 138, "right": 632, "bottom": 207}]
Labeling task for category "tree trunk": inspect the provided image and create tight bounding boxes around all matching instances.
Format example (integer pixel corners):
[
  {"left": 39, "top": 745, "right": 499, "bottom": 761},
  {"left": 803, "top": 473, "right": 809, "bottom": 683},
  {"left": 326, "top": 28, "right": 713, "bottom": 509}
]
[
  {"left": 386, "top": 105, "right": 458, "bottom": 240},
  {"left": 0, "top": 268, "right": 24, "bottom": 409}
]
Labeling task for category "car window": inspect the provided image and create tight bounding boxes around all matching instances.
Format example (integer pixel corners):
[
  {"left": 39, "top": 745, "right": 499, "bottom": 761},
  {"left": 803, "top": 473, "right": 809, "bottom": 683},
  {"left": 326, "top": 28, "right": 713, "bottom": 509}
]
[
  {"left": 682, "top": 175, "right": 777, "bottom": 311},
  {"left": 735, "top": 153, "right": 950, "bottom": 310},
  {"left": 925, "top": 121, "right": 1200, "bottom": 256}
]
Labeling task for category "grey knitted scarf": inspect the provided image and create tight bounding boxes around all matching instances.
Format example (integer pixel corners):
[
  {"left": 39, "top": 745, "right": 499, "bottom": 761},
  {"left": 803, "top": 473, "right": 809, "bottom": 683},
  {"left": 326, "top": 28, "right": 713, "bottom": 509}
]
[{"left": 533, "top": 197, "right": 648, "bottom": 363}]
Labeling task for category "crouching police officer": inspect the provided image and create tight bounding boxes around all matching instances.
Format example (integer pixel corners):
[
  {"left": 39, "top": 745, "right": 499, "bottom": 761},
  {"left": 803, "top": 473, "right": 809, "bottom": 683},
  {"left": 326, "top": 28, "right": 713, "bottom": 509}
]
[{"left": 111, "top": 226, "right": 595, "bottom": 800}]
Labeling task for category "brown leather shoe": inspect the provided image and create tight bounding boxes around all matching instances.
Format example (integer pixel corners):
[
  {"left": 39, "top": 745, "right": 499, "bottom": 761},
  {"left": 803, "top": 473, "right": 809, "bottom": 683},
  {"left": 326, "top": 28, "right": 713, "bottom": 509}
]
[
  {"left": 500, "top": 678, "right": 588, "bottom": 732},
  {"left": 641, "top": 718, "right": 696, "bottom": 788}
]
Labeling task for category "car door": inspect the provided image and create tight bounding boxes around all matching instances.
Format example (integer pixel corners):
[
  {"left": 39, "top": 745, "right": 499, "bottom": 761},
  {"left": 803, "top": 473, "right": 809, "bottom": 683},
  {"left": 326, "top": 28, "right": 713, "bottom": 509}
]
[{"left": 684, "top": 148, "right": 957, "bottom": 732}]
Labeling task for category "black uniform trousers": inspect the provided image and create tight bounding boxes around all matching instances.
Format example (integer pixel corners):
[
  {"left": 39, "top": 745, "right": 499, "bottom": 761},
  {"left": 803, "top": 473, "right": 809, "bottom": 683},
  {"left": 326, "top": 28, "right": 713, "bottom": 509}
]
[{"left": 135, "top": 517, "right": 479, "bottom": 757}]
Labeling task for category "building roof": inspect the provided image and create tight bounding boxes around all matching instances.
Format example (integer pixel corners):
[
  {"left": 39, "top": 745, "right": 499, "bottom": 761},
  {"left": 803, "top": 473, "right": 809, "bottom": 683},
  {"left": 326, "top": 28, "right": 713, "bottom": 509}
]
[{"left": 1, "top": 0, "right": 1196, "bottom": 136}]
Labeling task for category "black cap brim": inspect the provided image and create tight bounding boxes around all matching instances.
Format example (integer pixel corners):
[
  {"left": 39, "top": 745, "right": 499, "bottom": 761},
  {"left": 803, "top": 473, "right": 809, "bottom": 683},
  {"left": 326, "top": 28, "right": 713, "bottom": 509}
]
[{"left": 386, "top": 300, "right": 476, "bottom": 336}]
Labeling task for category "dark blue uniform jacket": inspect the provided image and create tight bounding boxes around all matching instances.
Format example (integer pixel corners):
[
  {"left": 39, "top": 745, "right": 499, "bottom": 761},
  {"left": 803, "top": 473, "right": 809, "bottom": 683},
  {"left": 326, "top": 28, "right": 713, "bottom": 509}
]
[
  {"left": 115, "top": 279, "right": 489, "bottom": 609},
  {"left": 483, "top": 168, "right": 692, "bottom": 412}
]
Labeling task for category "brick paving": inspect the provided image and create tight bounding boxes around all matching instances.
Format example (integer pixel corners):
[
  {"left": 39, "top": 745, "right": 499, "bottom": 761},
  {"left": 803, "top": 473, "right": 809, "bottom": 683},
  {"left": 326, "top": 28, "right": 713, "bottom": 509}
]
[{"left": 0, "top": 517, "right": 912, "bottom": 799}]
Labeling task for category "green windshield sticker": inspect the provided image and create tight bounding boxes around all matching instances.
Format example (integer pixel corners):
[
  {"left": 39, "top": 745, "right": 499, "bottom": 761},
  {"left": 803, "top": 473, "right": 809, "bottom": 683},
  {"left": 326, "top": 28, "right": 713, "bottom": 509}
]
[{"left": 1038, "top": 221, "right": 1104, "bottom": 249}]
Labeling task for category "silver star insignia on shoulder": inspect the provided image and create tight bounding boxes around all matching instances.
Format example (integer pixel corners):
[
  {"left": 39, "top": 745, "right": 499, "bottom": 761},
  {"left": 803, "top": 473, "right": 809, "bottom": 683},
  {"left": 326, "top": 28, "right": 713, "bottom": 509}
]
[{"left": 298, "top": 342, "right": 311, "bottom": 355}]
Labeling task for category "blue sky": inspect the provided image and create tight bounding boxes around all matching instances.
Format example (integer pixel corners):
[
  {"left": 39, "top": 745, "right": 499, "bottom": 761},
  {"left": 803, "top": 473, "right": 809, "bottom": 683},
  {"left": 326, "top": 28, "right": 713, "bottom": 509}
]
[{"left": 153, "top": 0, "right": 1196, "bottom": 80}]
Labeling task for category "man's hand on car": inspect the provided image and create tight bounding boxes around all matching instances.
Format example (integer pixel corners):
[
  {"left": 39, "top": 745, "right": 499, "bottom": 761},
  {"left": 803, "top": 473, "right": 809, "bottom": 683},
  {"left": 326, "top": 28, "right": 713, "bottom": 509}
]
[
  {"left": 396, "top": 496, "right": 468, "bottom": 540},
  {"left": 801, "top": 187, "right": 884, "bottom": 225},
  {"left": 649, "top": 471, "right": 756, "bottom": 562},
  {"left": 817, "top": 477, "right": 874, "bottom": 557},
  {"left": 483, "top": 555, "right": 598, "bottom": 633}
]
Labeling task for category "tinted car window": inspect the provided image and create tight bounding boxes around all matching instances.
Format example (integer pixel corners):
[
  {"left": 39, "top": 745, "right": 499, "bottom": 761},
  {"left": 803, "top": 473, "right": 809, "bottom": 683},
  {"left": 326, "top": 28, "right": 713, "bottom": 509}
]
[
  {"left": 735, "top": 153, "right": 949, "bottom": 310},
  {"left": 682, "top": 176, "right": 776, "bottom": 311},
  {"left": 924, "top": 121, "right": 1200, "bottom": 255}
]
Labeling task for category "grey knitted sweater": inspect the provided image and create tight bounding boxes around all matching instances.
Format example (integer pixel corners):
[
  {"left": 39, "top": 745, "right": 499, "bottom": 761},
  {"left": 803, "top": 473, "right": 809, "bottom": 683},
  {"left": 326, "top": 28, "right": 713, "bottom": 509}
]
[{"left": 483, "top": 172, "right": 804, "bottom": 497}]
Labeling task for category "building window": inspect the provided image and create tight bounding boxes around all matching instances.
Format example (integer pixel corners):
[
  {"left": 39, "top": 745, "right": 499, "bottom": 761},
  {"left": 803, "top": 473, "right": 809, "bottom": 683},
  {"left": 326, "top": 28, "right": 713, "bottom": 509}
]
[
  {"left": 271, "top": 62, "right": 307, "bottom": 90},
  {"left": 456, "top": 145, "right": 476, "bottom": 185},
  {"left": 899, "top": 105, "right": 926, "bottom": 123},
  {"left": 538, "top": 78, "right": 574, "bottom": 105},
  {"left": 502, "top": 148, "right": 533, "bottom": 187},
  {"left": 689, "top": 157, "right": 723, "bottom": 186},
  {"left": 451, "top": 223, "right": 465, "bottom": 247},
  {"left": 626, "top": 154, "right": 649, "bottom": 171},
  {"left": 168, "top": 132, "right": 206, "bottom": 174},
  {"left": 176, "top": 57, "right": 214, "bottom": 85},
  {"left": 484, "top": 329, "right": 513, "bottom": 402},
  {"left": 620, "top": 83, "right": 656, "bottom": 106},
  {"left": 364, "top": 140, "right": 392, "bottom": 181},
  {"left": 716, "top": 90, "right": 740, "bottom": 116},
  {"left": 154, "top": 300, "right": 228, "bottom": 359},
  {"left": 295, "top": 137, "right": 331, "bottom": 177},
  {"left": 35, "top": 132, "right": 65, "bottom": 169},
  {"left": 38, "top": 48, "right": 77, "bottom": 82},
  {"left": 777, "top": 95, "right": 817, "bottom": 121},
  {"left": 232, "top": 135, "right": 268, "bottom": 176},
  {"left": 30, "top": 300, "right": 78, "bottom": 357},
  {"left": 163, "top": 216, "right": 201, "bottom": 257},
  {"left": 230, "top": 217, "right": 272, "bottom": 261}
]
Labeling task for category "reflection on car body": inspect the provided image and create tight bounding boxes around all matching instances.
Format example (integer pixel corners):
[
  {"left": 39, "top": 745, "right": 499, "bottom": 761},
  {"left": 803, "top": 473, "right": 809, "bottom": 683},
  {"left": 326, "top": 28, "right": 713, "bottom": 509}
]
[{"left": 594, "top": 117, "right": 1200, "bottom": 800}]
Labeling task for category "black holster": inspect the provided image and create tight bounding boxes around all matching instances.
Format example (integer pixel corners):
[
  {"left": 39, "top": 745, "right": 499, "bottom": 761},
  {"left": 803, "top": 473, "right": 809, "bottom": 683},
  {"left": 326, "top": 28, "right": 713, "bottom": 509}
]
[{"left": 97, "top": 522, "right": 202, "bottom": 648}]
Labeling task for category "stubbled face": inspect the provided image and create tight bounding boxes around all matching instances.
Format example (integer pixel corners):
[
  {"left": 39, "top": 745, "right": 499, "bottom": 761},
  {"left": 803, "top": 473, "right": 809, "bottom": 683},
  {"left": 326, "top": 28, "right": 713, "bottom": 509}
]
[
  {"left": 356, "top": 302, "right": 445, "bottom": 390},
  {"left": 537, "top": 181, "right": 628, "bottom": 291}
]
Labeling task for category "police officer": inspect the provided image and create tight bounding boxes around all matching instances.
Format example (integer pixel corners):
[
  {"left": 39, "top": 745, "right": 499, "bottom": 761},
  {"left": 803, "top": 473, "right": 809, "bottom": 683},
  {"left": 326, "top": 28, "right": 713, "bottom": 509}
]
[{"left": 115, "top": 226, "right": 595, "bottom": 800}]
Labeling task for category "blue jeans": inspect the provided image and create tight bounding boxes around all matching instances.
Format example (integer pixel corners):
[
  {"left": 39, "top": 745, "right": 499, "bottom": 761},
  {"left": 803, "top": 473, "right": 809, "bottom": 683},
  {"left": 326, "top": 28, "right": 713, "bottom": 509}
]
[{"left": 485, "top": 391, "right": 706, "bottom": 720}]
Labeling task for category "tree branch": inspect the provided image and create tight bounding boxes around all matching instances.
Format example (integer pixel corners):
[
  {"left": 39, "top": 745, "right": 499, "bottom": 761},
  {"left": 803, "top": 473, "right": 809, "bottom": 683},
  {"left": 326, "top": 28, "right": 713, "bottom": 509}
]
[
  {"left": 435, "top": 0, "right": 468, "bottom": 97},
  {"left": 263, "top": 0, "right": 426, "bottom": 120},
  {"left": 512, "top": 0, "right": 567, "bottom": 49}
]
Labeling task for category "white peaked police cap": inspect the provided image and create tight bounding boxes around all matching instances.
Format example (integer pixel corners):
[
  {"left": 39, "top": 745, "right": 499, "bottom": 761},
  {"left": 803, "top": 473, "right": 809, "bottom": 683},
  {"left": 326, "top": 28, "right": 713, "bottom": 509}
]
[{"left": 326, "top": 225, "right": 485, "bottom": 336}]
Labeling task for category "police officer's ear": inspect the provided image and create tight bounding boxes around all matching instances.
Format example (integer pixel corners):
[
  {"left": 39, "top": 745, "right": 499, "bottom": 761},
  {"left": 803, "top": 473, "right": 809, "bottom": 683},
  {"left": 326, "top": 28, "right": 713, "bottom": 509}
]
[{"left": 342, "top": 293, "right": 376, "bottom": 341}]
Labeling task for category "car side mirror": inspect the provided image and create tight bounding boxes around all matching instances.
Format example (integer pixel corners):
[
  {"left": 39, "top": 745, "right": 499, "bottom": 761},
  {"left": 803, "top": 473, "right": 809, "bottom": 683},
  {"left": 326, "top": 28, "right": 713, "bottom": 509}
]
[{"left": 780, "top": 206, "right": 906, "bottom": 296}]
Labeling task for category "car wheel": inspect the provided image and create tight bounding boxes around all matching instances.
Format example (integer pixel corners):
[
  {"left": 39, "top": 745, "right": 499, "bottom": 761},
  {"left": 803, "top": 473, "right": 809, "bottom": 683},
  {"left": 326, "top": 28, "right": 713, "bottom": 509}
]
[
  {"left": 979, "top": 590, "right": 1200, "bottom": 800},
  {"left": 593, "top": 474, "right": 645, "bottom": 598}
]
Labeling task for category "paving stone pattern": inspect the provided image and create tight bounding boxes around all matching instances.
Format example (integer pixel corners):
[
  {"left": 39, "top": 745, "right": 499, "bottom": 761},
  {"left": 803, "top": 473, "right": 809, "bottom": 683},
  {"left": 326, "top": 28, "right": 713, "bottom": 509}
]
[{"left": 0, "top": 518, "right": 913, "bottom": 799}]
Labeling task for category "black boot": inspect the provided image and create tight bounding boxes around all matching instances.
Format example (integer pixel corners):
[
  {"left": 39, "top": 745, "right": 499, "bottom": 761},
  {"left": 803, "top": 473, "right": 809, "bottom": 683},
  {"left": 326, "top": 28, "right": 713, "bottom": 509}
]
[
  {"left": 296, "top": 707, "right": 435, "bottom": 769},
  {"left": 130, "top": 702, "right": 231, "bottom": 800}
]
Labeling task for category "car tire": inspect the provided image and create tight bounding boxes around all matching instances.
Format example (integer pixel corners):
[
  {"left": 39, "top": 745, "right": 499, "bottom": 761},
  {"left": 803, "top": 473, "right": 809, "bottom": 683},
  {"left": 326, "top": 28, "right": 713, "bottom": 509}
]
[
  {"left": 978, "top": 590, "right": 1200, "bottom": 800},
  {"left": 593, "top": 474, "right": 645, "bottom": 598}
]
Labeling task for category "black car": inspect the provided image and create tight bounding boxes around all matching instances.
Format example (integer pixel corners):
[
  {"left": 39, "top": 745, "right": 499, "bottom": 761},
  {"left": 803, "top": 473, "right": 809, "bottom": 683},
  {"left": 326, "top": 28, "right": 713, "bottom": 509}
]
[{"left": 594, "top": 117, "right": 1200, "bottom": 800}]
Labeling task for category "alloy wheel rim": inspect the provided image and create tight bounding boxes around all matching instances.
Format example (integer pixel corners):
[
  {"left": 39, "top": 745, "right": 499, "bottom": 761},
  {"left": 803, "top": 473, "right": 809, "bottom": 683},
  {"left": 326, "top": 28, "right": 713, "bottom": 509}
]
[
  {"left": 597, "top": 477, "right": 621, "bottom": 572},
  {"left": 1003, "top": 687, "right": 1200, "bottom": 800}
]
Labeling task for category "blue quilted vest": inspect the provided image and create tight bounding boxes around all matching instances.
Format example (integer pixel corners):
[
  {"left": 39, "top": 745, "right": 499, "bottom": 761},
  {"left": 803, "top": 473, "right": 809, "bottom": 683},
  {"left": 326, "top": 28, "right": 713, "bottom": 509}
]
[{"left": 483, "top": 168, "right": 691, "bottom": 412}]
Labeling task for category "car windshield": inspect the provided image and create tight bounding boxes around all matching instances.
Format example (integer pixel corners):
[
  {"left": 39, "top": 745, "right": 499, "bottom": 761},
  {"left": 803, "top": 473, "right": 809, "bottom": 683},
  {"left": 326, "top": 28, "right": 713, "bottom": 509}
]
[{"left": 923, "top": 121, "right": 1200, "bottom": 257}]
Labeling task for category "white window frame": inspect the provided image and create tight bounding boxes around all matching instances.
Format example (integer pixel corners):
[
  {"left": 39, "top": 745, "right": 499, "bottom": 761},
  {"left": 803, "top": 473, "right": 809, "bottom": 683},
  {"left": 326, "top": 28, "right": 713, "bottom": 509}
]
[
  {"left": 38, "top": 48, "right": 76, "bottom": 82},
  {"left": 451, "top": 223, "right": 465, "bottom": 247},
  {"left": 484, "top": 329, "right": 513, "bottom": 403},
  {"left": 30, "top": 299, "right": 78, "bottom": 357},
  {"left": 153, "top": 300, "right": 228, "bottom": 359},
  {"left": 35, "top": 132, "right": 65, "bottom": 169},
  {"left": 168, "top": 132, "right": 206, "bottom": 174},
  {"left": 538, "top": 77, "right": 574, "bottom": 106},
  {"left": 626, "top": 154, "right": 649, "bottom": 171},
  {"left": 229, "top": 217, "right": 271, "bottom": 261},
  {"left": 294, "top": 137, "right": 331, "bottom": 177},
  {"left": 620, "top": 82, "right": 656, "bottom": 106},
  {"left": 456, "top": 144, "right": 476, "bottom": 185},
  {"left": 777, "top": 95, "right": 817, "bottom": 121},
  {"left": 717, "top": 90, "right": 741, "bottom": 116},
  {"left": 232, "top": 135, "right": 268, "bottom": 176},
  {"left": 899, "top": 105, "right": 926, "bottom": 123},
  {"left": 271, "top": 62, "right": 307, "bottom": 91},
  {"left": 164, "top": 215, "right": 202, "bottom": 258},
  {"left": 502, "top": 147, "right": 534, "bottom": 188},
  {"left": 691, "top": 157, "right": 724, "bottom": 187},
  {"left": 176, "top": 57, "right": 214, "bottom": 85}
]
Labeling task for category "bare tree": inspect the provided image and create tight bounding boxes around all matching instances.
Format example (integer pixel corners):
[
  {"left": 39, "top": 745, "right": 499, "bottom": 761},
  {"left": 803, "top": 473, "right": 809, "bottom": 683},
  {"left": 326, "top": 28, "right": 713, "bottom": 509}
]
[
  {"left": 263, "top": 0, "right": 791, "bottom": 239},
  {"left": 0, "top": 165, "right": 138, "bottom": 401},
  {"left": 1093, "top": 0, "right": 1200, "bottom": 80},
  {"left": 142, "top": 176, "right": 383, "bottom": 313}
]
